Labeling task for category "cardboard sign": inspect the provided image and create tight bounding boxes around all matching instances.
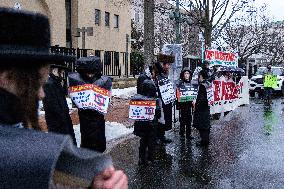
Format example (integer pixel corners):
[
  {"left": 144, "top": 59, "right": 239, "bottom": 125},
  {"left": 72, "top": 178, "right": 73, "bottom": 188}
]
[
  {"left": 176, "top": 85, "right": 198, "bottom": 102},
  {"left": 205, "top": 49, "right": 238, "bottom": 67},
  {"left": 69, "top": 84, "right": 111, "bottom": 114},
  {"left": 264, "top": 75, "right": 277, "bottom": 88},
  {"left": 129, "top": 100, "right": 156, "bottom": 120},
  {"left": 158, "top": 78, "right": 176, "bottom": 105}
]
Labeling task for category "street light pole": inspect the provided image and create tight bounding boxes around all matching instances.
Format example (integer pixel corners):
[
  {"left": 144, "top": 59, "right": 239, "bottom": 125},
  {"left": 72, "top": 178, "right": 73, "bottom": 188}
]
[
  {"left": 199, "top": 32, "right": 205, "bottom": 64},
  {"left": 81, "top": 27, "right": 86, "bottom": 49},
  {"left": 175, "top": 0, "right": 181, "bottom": 44},
  {"left": 75, "top": 27, "right": 93, "bottom": 49}
]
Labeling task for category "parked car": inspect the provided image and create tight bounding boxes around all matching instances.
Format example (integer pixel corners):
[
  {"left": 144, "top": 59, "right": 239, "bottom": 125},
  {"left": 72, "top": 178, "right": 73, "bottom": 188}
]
[{"left": 249, "top": 66, "right": 284, "bottom": 97}]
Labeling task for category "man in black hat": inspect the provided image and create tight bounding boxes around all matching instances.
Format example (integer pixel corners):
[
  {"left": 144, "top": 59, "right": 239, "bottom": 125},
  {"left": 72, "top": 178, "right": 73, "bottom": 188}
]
[
  {"left": 68, "top": 56, "right": 112, "bottom": 152},
  {"left": 0, "top": 8, "right": 127, "bottom": 189},
  {"left": 43, "top": 64, "right": 77, "bottom": 145},
  {"left": 154, "top": 53, "right": 175, "bottom": 144}
]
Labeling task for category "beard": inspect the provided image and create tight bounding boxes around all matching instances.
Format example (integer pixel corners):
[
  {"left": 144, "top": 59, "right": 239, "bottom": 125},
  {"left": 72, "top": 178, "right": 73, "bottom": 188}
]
[{"left": 3, "top": 63, "right": 46, "bottom": 130}]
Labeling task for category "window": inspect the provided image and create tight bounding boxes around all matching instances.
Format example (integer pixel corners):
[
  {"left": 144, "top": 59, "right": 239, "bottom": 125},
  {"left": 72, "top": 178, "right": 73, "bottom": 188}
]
[
  {"left": 104, "top": 51, "right": 111, "bottom": 65},
  {"left": 105, "top": 12, "right": 110, "bottom": 27},
  {"left": 114, "top": 14, "right": 119, "bottom": 28},
  {"left": 95, "top": 9, "right": 101, "bottom": 25},
  {"left": 65, "top": 0, "right": 72, "bottom": 47},
  {"left": 95, "top": 50, "right": 101, "bottom": 58},
  {"left": 114, "top": 52, "right": 119, "bottom": 66},
  {"left": 135, "top": 12, "right": 139, "bottom": 22}
]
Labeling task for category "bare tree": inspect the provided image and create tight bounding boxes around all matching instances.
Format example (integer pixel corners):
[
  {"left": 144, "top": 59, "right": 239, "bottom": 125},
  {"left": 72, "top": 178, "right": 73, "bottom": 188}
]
[
  {"left": 167, "top": 0, "right": 255, "bottom": 47},
  {"left": 218, "top": 6, "right": 268, "bottom": 64},
  {"left": 132, "top": 0, "right": 200, "bottom": 57},
  {"left": 218, "top": 4, "right": 284, "bottom": 65},
  {"left": 261, "top": 22, "right": 284, "bottom": 64}
]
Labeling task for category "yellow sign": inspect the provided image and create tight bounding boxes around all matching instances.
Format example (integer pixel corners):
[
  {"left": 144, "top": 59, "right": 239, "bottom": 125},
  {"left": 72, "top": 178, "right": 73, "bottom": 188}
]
[{"left": 264, "top": 75, "right": 277, "bottom": 88}]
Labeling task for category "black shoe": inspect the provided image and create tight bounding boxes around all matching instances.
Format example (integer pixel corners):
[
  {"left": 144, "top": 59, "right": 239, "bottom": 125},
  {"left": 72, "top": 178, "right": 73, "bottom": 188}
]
[
  {"left": 161, "top": 137, "right": 172, "bottom": 144},
  {"left": 196, "top": 141, "right": 209, "bottom": 147}
]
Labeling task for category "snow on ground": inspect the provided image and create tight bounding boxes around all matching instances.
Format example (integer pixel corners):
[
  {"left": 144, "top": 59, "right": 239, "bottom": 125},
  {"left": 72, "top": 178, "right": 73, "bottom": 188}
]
[
  {"left": 73, "top": 121, "right": 134, "bottom": 147},
  {"left": 112, "top": 87, "right": 137, "bottom": 99}
]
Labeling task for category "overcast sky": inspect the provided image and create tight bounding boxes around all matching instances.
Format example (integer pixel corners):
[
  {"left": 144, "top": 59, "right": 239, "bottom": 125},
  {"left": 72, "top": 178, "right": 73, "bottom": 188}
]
[{"left": 253, "top": 0, "right": 284, "bottom": 21}]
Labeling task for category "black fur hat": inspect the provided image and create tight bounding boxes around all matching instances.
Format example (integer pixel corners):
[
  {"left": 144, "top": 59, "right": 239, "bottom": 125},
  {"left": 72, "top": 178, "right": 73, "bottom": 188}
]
[
  {"left": 76, "top": 56, "right": 102, "bottom": 73},
  {"left": 157, "top": 53, "right": 175, "bottom": 64},
  {"left": 0, "top": 8, "right": 75, "bottom": 63},
  {"left": 142, "top": 79, "right": 156, "bottom": 98}
]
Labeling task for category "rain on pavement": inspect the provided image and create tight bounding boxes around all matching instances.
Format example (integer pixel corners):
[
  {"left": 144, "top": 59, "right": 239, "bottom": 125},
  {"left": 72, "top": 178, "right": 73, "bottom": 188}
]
[{"left": 109, "top": 96, "right": 284, "bottom": 189}]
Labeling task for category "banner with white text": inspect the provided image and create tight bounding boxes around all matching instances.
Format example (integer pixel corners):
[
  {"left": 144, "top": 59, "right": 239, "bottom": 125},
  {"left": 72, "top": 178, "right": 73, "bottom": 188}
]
[{"left": 209, "top": 76, "right": 249, "bottom": 114}]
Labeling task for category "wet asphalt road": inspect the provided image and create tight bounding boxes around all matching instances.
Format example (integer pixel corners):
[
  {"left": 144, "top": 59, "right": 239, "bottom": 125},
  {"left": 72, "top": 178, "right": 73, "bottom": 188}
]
[{"left": 109, "top": 97, "right": 284, "bottom": 189}]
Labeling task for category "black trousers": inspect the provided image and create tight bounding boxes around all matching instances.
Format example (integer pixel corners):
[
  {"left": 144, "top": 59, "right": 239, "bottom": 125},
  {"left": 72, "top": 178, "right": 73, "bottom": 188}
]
[
  {"left": 198, "top": 129, "right": 210, "bottom": 143},
  {"left": 180, "top": 108, "right": 192, "bottom": 137},
  {"left": 157, "top": 103, "right": 172, "bottom": 139},
  {"left": 139, "top": 134, "right": 155, "bottom": 161},
  {"left": 79, "top": 110, "right": 106, "bottom": 153}
]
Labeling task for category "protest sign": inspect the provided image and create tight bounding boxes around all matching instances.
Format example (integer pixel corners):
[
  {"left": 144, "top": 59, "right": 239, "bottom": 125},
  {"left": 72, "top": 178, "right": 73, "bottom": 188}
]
[
  {"left": 205, "top": 49, "right": 238, "bottom": 67},
  {"left": 176, "top": 84, "right": 198, "bottom": 102},
  {"left": 69, "top": 84, "right": 111, "bottom": 114},
  {"left": 158, "top": 78, "right": 176, "bottom": 105},
  {"left": 129, "top": 100, "right": 156, "bottom": 120},
  {"left": 207, "top": 86, "right": 214, "bottom": 106},
  {"left": 209, "top": 76, "right": 249, "bottom": 114},
  {"left": 264, "top": 75, "right": 277, "bottom": 88}
]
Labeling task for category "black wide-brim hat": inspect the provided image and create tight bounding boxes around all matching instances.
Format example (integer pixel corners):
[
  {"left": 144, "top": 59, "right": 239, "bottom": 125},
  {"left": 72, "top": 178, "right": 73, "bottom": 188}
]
[
  {"left": 0, "top": 8, "right": 75, "bottom": 63},
  {"left": 157, "top": 53, "right": 175, "bottom": 64}
]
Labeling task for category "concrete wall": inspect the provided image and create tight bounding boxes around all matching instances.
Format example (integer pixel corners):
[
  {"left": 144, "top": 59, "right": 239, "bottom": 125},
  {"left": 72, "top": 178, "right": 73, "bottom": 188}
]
[
  {"left": 77, "top": 0, "right": 131, "bottom": 76},
  {"left": 0, "top": 0, "right": 66, "bottom": 46},
  {"left": 0, "top": 0, "right": 132, "bottom": 77}
]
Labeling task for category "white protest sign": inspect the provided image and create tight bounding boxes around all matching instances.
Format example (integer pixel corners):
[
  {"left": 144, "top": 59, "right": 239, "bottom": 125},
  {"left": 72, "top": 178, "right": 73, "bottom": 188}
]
[
  {"left": 69, "top": 84, "right": 111, "bottom": 114},
  {"left": 158, "top": 78, "right": 176, "bottom": 105},
  {"left": 129, "top": 100, "right": 156, "bottom": 120},
  {"left": 209, "top": 76, "right": 249, "bottom": 114}
]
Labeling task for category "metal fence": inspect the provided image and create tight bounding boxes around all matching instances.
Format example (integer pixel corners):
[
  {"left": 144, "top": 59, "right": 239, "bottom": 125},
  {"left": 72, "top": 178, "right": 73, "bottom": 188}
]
[{"left": 50, "top": 46, "right": 127, "bottom": 77}]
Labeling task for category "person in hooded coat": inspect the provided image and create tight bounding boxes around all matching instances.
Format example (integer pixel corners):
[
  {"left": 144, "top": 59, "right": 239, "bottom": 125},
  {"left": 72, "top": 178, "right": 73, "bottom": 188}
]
[
  {"left": 176, "top": 67, "right": 194, "bottom": 140},
  {"left": 43, "top": 64, "right": 77, "bottom": 145},
  {"left": 137, "top": 65, "right": 153, "bottom": 95},
  {"left": 68, "top": 56, "right": 112, "bottom": 152},
  {"left": 133, "top": 79, "right": 160, "bottom": 165},
  {"left": 193, "top": 70, "right": 211, "bottom": 146}
]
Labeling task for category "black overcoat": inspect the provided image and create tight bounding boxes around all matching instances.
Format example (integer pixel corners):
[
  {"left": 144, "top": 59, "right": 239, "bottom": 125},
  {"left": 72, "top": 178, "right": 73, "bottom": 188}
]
[{"left": 43, "top": 74, "right": 76, "bottom": 144}]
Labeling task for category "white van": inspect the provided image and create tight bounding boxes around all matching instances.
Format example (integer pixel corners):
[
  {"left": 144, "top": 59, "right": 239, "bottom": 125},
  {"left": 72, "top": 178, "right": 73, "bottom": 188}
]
[{"left": 249, "top": 66, "right": 284, "bottom": 96}]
